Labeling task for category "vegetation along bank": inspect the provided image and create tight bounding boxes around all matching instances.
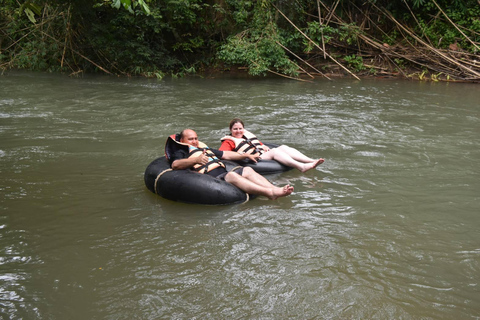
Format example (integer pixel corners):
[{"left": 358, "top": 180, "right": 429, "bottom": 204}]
[{"left": 1, "top": 0, "right": 479, "bottom": 82}]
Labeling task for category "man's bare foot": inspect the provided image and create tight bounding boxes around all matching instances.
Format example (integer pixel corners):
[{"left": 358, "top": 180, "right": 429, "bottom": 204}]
[
  {"left": 300, "top": 158, "right": 325, "bottom": 172},
  {"left": 269, "top": 184, "right": 294, "bottom": 200}
]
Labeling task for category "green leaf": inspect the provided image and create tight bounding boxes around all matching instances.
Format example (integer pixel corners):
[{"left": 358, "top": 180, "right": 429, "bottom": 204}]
[
  {"left": 24, "top": 8, "right": 36, "bottom": 23},
  {"left": 26, "top": 3, "right": 42, "bottom": 15},
  {"left": 121, "top": 0, "right": 133, "bottom": 13},
  {"left": 112, "top": 0, "right": 121, "bottom": 10},
  {"left": 138, "top": 0, "right": 151, "bottom": 15}
]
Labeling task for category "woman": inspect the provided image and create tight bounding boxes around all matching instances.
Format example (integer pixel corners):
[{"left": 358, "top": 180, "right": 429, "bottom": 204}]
[{"left": 219, "top": 118, "right": 324, "bottom": 173}]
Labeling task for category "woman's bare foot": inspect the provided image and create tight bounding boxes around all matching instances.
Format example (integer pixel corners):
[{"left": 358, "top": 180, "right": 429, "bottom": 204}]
[
  {"left": 269, "top": 185, "right": 294, "bottom": 200},
  {"left": 300, "top": 158, "right": 324, "bottom": 172},
  {"left": 314, "top": 158, "right": 324, "bottom": 167}
]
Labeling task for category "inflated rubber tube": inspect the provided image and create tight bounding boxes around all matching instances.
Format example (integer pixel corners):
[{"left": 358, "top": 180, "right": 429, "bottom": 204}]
[
  {"left": 144, "top": 157, "right": 249, "bottom": 205},
  {"left": 233, "top": 159, "right": 293, "bottom": 175},
  {"left": 229, "top": 143, "right": 294, "bottom": 175}
]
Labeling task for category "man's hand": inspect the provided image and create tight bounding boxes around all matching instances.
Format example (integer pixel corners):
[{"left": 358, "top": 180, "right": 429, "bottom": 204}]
[
  {"left": 196, "top": 149, "right": 209, "bottom": 165},
  {"left": 172, "top": 149, "right": 208, "bottom": 170}
]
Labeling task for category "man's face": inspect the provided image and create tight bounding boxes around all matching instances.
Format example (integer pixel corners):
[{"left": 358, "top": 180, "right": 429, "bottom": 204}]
[{"left": 180, "top": 129, "right": 199, "bottom": 147}]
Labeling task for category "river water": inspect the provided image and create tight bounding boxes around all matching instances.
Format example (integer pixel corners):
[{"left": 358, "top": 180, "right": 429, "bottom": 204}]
[{"left": 1, "top": 71, "right": 479, "bottom": 319}]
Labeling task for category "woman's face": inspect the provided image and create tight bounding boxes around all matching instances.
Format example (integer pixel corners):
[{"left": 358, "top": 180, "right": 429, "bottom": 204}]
[{"left": 231, "top": 122, "right": 244, "bottom": 139}]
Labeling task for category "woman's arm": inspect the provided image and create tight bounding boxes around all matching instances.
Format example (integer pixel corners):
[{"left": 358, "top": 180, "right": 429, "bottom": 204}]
[{"left": 221, "top": 151, "right": 259, "bottom": 162}]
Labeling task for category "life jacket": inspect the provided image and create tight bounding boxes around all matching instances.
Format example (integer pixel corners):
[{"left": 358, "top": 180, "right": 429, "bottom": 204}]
[
  {"left": 220, "top": 130, "right": 268, "bottom": 155},
  {"left": 165, "top": 134, "right": 225, "bottom": 174}
]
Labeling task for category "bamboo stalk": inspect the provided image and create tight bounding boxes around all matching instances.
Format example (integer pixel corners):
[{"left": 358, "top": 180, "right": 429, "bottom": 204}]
[
  {"left": 376, "top": 5, "right": 480, "bottom": 79},
  {"left": 276, "top": 40, "right": 331, "bottom": 80},
  {"left": 266, "top": 68, "right": 313, "bottom": 82},
  {"left": 248, "top": 59, "right": 313, "bottom": 82},
  {"left": 317, "top": 0, "right": 326, "bottom": 59},
  {"left": 272, "top": 4, "right": 360, "bottom": 80},
  {"left": 61, "top": 5, "right": 71, "bottom": 68},
  {"left": 41, "top": 31, "right": 112, "bottom": 74},
  {"left": 401, "top": 0, "right": 434, "bottom": 46},
  {"left": 325, "top": 0, "right": 340, "bottom": 26},
  {"left": 318, "top": 0, "right": 479, "bottom": 81},
  {"left": 250, "top": 60, "right": 311, "bottom": 82},
  {"left": 294, "top": 63, "right": 315, "bottom": 79},
  {"left": 431, "top": 0, "right": 480, "bottom": 52},
  {"left": 3, "top": 29, "right": 36, "bottom": 51}
]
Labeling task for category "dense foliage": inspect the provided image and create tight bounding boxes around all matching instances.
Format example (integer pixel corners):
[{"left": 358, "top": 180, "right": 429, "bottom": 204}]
[{"left": 1, "top": 0, "right": 479, "bottom": 81}]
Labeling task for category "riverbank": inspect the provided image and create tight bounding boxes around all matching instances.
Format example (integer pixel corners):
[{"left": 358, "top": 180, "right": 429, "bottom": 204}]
[
  {"left": 3, "top": 57, "right": 477, "bottom": 83},
  {"left": 201, "top": 55, "right": 480, "bottom": 83}
]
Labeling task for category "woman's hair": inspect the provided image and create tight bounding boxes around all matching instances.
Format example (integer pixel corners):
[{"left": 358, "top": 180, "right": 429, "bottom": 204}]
[{"left": 229, "top": 118, "right": 244, "bottom": 130}]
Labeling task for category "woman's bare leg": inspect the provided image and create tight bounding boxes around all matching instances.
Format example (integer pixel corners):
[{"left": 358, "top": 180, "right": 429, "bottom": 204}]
[
  {"left": 261, "top": 147, "right": 324, "bottom": 172},
  {"left": 276, "top": 145, "right": 316, "bottom": 163},
  {"left": 260, "top": 149, "right": 321, "bottom": 172}
]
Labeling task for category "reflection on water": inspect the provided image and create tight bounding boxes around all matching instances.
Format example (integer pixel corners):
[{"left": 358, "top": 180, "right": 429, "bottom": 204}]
[{"left": 1, "top": 71, "right": 479, "bottom": 319}]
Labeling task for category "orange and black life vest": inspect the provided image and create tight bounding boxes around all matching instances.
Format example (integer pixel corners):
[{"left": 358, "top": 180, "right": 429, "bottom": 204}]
[
  {"left": 220, "top": 130, "right": 268, "bottom": 155},
  {"left": 165, "top": 134, "right": 225, "bottom": 174}
]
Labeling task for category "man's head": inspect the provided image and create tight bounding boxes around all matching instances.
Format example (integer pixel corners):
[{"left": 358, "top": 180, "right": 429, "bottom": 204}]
[{"left": 179, "top": 129, "right": 199, "bottom": 147}]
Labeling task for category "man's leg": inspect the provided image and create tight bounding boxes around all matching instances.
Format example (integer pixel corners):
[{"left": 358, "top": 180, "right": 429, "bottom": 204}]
[
  {"left": 240, "top": 167, "right": 276, "bottom": 188},
  {"left": 224, "top": 170, "right": 293, "bottom": 200}
]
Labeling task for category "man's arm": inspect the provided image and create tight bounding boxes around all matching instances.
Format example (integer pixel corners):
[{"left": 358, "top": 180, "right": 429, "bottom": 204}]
[
  {"left": 172, "top": 150, "right": 209, "bottom": 170},
  {"left": 221, "top": 151, "right": 259, "bottom": 162}
]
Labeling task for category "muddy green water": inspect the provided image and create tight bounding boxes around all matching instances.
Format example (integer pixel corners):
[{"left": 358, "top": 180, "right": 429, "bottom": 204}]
[{"left": 1, "top": 71, "right": 479, "bottom": 319}]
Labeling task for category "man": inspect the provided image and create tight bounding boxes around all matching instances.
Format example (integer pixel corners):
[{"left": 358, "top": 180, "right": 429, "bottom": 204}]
[{"left": 170, "top": 129, "right": 294, "bottom": 200}]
